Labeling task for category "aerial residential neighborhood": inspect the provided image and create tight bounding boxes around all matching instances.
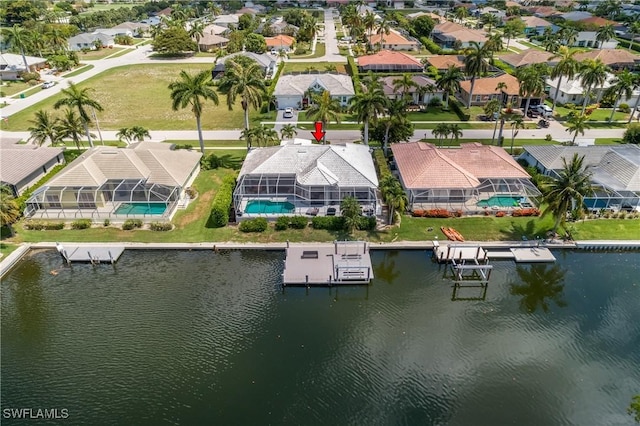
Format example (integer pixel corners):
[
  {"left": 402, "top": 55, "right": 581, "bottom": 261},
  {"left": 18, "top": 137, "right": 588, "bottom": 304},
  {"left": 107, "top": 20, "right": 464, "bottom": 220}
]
[{"left": 1, "top": 1, "right": 640, "bottom": 424}]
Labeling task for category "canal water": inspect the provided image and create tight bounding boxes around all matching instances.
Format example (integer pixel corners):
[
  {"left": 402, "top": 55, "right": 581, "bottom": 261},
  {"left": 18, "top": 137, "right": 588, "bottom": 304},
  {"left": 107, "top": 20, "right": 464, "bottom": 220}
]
[{"left": 1, "top": 249, "right": 639, "bottom": 425}]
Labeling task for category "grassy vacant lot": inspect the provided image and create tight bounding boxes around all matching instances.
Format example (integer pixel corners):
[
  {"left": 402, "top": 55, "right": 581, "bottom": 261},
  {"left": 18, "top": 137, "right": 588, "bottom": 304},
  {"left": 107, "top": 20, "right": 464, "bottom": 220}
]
[
  {"left": 282, "top": 62, "right": 346, "bottom": 74},
  {"left": 78, "top": 48, "right": 125, "bottom": 60},
  {"left": 2, "top": 64, "right": 276, "bottom": 131},
  {"left": 289, "top": 43, "right": 326, "bottom": 59}
]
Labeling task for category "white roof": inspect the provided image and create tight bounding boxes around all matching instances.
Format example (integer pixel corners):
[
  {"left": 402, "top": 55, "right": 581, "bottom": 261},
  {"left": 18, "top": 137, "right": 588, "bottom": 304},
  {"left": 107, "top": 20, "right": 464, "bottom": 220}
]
[
  {"left": 239, "top": 143, "right": 378, "bottom": 188},
  {"left": 46, "top": 145, "right": 201, "bottom": 188},
  {"left": 0, "top": 53, "right": 47, "bottom": 69},
  {"left": 546, "top": 73, "right": 615, "bottom": 95},
  {"left": 214, "top": 14, "right": 240, "bottom": 24},
  {"left": 0, "top": 143, "right": 63, "bottom": 186},
  {"left": 274, "top": 74, "right": 355, "bottom": 97}
]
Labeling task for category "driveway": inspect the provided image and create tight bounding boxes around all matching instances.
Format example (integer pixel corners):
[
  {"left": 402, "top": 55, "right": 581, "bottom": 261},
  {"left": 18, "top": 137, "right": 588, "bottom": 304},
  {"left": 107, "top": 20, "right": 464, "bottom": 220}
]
[
  {"left": 289, "top": 8, "right": 346, "bottom": 63},
  {"left": 273, "top": 109, "right": 299, "bottom": 134}
]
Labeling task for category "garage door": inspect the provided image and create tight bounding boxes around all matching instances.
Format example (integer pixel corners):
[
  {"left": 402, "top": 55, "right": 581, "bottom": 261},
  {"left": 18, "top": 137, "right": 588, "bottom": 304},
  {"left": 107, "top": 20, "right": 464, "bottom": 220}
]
[{"left": 276, "top": 96, "right": 299, "bottom": 110}]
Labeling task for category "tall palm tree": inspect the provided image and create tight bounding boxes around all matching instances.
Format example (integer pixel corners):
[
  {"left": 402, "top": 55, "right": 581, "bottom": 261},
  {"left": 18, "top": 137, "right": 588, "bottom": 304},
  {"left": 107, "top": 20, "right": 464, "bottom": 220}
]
[
  {"left": 454, "top": 7, "right": 469, "bottom": 23},
  {"left": 509, "top": 115, "right": 524, "bottom": 154},
  {"left": 481, "top": 13, "right": 499, "bottom": 33},
  {"left": 464, "top": 41, "right": 491, "bottom": 108},
  {"left": 306, "top": 90, "right": 342, "bottom": 144},
  {"left": 626, "top": 22, "right": 640, "bottom": 51},
  {"left": 510, "top": 264, "right": 567, "bottom": 313},
  {"left": 218, "top": 58, "right": 266, "bottom": 148},
  {"left": 363, "top": 11, "right": 376, "bottom": 50},
  {"left": 280, "top": 124, "right": 297, "bottom": 139},
  {"left": 382, "top": 99, "right": 408, "bottom": 155},
  {"left": 436, "top": 65, "right": 464, "bottom": 104},
  {"left": 189, "top": 21, "right": 205, "bottom": 52},
  {"left": 380, "top": 175, "right": 407, "bottom": 225},
  {"left": 3, "top": 25, "right": 30, "bottom": 70},
  {"left": 628, "top": 74, "right": 640, "bottom": 125},
  {"left": 28, "top": 30, "right": 47, "bottom": 57},
  {"left": 542, "top": 153, "right": 594, "bottom": 233},
  {"left": 433, "top": 122, "right": 450, "bottom": 147},
  {"left": 56, "top": 108, "right": 87, "bottom": 150},
  {"left": 558, "top": 27, "right": 578, "bottom": 47},
  {"left": 578, "top": 59, "right": 609, "bottom": 114},
  {"left": 550, "top": 46, "right": 579, "bottom": 112},
  {"left": 604, "top": 70, "right": 635, "bottom": 122},
  {"left": 0, "top": 184, "right": 22, "bottom": 230},
  {"left": 46, "top": 27, "right": 68, "bottom": 53},
  {"left": 596, "top": 24, "right": 616, "bottom": 48},
  {"left": 542, "top": 33, "right": 560, "bottom": 53},
  {"left": 484, "top": 98, "right": 501, "bottom": 144},
  {"left": 516, "top": 65, "right": 546, "bottom": 117},
  {"left": 375, "top": 17, "right": 391, "bottom": 51},
  {"left": 565, "top": 113, "right": 590, "bottom": 145},
  {"left": 350, "top": 87, "right": 387, "bottom": 146},
  {"left": 28, "top": 110, "right": 60, "bottom": 146},
  {"left": 485, "top": 32, "right": 504, "bottom": 53},
  {"left": 53, "top": 82, "right": 103, "bottom": 148},
  {"left": 392, "top": 73, "right": 417, "bottom": 102},
  {"left": 448, "top": 123, "right": 463, "bottom": 147},
  {"left": 168, "top": 69, "right": 219, "bottom": 153}
]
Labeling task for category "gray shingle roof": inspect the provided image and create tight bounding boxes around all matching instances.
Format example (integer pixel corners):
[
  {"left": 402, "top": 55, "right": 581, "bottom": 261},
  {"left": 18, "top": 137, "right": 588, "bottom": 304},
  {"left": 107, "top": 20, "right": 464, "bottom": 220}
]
[
  {"left": 274, "top": 74, "right": 355, "bottom": 97},
  {"left": 239, "top": 143, "right": 378, "bottom": 188}
]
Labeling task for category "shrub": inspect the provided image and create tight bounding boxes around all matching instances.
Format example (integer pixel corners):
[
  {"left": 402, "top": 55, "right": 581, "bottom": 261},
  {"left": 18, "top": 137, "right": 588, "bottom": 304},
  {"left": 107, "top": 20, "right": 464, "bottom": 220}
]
[
  {"left": 420, "top": 36, "right": 441, "bottom": 54},
  {"left": 23, "top": 221, "right": 65, "bottom": 230},
  {"left": 311, "top": 216, "right": 345, "bottom": 230},
  {"left": 122, "top": 219, "right": 143, "bottom": 230},
  {"left": 623, "top": 123, "right": 640, "bottom": 145},
  {"left": 150, "top": 222, "right": 173, "bottom": 231},
  {"left": 428, "top": 97, "right": 442, "bottom": 107},
  {"left": 495, "top": 211, "right": 505, "bottom": 217},
  {"left": 208, "top": 175, "right": 236, "bottom": 227},
  {"left": 512, "top": 208, "right": 540, "bottom": 217},
  {"left": 563, "top": 103, "right": 576, "bottom": 110},
  {"left": 373, "top": 149, "right": 392, "bottom": 178},
  {"left": 449, "top": 99, "right": 470, "bottom": 121},
  {"left": 103, "top": 219, "right": 110, "bottom": 227},
  {"left": 238, "top": 217, "right": 268, "bottom": 232},
  {"left": 294, "top": 48, "right": 307, "bottom": 55},
  {"left": 19, "top": 71, "right": 40, "bottom": 83},
  {"left": 356, "top": 216, "right": 376, "bottom": 231},
  {"left": 275, "top": 216, "right": 290, "bottom": 230},
  {"left": 618, "top": 103, "right": 630, "bottom": 113},
  {"left": 201, "top": 153, "right": 221, "bottom": 170},
  {"left": 71, "top": 219, "right": 92, "bottom": 229},
  {"left": 185, "top": 187, "right": 197, "bottom": 199},
  {"left": 545, "top": 134, "right": 553, "bottom": 141},
  {"left": 289, "top": 215, "right": 308, "bottom": 229}
]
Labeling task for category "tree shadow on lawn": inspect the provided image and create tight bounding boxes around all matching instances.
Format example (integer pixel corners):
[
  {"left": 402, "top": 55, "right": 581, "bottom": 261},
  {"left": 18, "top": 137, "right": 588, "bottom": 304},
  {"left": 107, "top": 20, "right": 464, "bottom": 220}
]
[
  {"left": 499, "top": 219, "right": 549, "bottom": 241},
  {"left": 217, "top": 154, "right": 243, "bottom": 170}
]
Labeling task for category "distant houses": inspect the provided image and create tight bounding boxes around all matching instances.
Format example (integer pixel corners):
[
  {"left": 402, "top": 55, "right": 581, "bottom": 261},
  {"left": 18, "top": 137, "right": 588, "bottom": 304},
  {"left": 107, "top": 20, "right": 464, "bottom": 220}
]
[
  {"left": 378, "top": 75, "right": 443, "bottom": 105},
  {"left": 458, "top": 73, "right": 529, "bottom": 108},
  {"left": 431, "top": 21, "right": 487, "bottom": 49},
  {"left": 367, "top": 29, "right": 420, "bottom": 51},
  {"left": 68, "top": 32, "right": 114, "bottom": 51},
  {"left": 0, "top": 53, "right": 47, "bottom": 80},
  {"left": 273, "top": 73, "right": 355, "bottom": 110},
  {"left": 0, "top": 139, "right": 64, "bottom": 197},
  {"left": 265, "top": 35, "right": 296, "bottom": 53},
  {"left": 212, "top": 52, "right": 276, "bottom": 79}
]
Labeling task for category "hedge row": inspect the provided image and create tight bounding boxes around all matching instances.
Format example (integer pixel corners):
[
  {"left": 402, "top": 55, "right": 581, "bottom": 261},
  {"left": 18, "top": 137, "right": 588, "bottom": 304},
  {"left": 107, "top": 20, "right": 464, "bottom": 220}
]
[
  {"left": 449, "top": 99, "right": 470, "bottom": 121},
  {"left": 208, "top": 175, "right": 236, "bottom": 228},
  {"left": 71, "top": 219, "right": 92, "bottom": 229},
  {"left": 239, "top": 217, "right": 268, "bottom": 232},
  {"left": 311, "top": 215, "right": 376, "bottom": 231},
  {"left": 275, "top": 215, "right": 308, "bottom": 230},
  {"left": 373, "top": 149, "right": 391, "bottom": 178},
  {"left": 23, "top": 221, "right": 65, "bottom": 230},
  {"left": 346, "top": 56, "right": 362, "bottom": 95},
  {"left": 420, "top": 36, "right": 442, "bottom": 54}
]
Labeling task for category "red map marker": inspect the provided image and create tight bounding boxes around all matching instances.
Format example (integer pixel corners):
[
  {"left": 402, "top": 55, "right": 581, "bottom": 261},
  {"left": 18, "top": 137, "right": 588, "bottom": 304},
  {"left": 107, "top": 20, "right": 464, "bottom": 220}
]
[{"left": 311, "top": 121, "right": 325, "bottom": 143}]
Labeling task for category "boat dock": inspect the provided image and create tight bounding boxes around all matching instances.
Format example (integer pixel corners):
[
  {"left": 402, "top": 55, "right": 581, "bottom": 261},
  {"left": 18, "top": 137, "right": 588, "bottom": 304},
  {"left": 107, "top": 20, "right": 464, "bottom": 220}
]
[
  {"left": 57, "top": 243, "right": 125, "bottom": 264},
  {"left": 433, "top": 242, "right": 556, "bottom": 263},
  {"left": 282, "top": 241, "right": 374, "bottom": 286}
]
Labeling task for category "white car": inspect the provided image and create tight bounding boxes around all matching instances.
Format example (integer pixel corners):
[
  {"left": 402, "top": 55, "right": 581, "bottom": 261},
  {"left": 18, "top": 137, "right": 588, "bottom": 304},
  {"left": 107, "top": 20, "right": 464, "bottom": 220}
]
[
  {"left": 283, "top": 108, "right": 294, "bottom": 118},
  {"left": 534, "top": 104, "right": 553, "bottom": 117},
  {"left": 42, "top": 81, "right": 55, "bottom": 89}
]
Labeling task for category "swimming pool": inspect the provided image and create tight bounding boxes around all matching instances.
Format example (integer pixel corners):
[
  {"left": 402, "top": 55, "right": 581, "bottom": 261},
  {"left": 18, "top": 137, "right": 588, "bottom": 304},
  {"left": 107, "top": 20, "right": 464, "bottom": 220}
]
[
  {"left": 245, "top": 200, "right": 295, "bottom": 214},
  {"left": 115, "top": 203, "right": 168, "bottom": 215},
  {"left": 476, "top": 195, "right": 522, "bottom": 208}
]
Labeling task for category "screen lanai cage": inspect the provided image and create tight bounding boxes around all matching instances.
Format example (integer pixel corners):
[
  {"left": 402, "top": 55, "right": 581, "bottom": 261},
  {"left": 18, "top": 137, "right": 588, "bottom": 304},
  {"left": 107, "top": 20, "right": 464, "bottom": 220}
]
[
  {"left": 407, "top": 177, "right": 542, "bottom": 212},
  {"left": 583, "top": 186, "right": 640, "bottom": 211},
  {"left": 24, "top": 178, "right": 180, "bottom": 219}
]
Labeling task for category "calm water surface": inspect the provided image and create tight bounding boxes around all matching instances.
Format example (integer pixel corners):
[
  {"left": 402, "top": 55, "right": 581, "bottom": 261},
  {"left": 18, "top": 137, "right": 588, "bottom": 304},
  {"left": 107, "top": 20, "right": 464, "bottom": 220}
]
[{"left": 1, "top": 249, "right": 639, "bottom": 425}]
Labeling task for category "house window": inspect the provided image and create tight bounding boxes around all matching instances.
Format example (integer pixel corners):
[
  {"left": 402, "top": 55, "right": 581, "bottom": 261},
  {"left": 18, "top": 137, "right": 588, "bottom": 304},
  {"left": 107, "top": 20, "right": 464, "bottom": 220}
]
[
  {"left": 571, "top": 95, "right": 577, "bottom": 101},
  {"left": 341, "top": 96, "right": 347, "bottom": 103},
  {"left": 475, "top": 95, "right": 482, "bottom": 102}
]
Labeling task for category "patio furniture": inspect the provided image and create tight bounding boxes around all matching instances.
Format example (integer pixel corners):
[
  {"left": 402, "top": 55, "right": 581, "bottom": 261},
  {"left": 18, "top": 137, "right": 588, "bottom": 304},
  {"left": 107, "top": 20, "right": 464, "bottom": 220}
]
[{"left": 306, "top": 207, "right": 319, "bottom": 216}]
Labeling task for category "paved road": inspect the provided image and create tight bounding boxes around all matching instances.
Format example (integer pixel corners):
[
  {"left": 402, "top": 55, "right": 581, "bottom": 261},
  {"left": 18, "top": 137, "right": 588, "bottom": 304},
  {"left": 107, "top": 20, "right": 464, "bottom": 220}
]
[{"left": 287, "top": 8, "right": 346, "bottom": 63}]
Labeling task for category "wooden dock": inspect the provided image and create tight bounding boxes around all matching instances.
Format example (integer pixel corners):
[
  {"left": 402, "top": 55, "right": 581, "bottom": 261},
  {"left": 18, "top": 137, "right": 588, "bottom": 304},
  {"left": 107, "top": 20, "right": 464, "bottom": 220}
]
[
  {"left": 57, "top": 243, "right": 125, "bottom": 264},
  {"left": 434, "top": 242, "right": 556, "bottom": 263},
  {"left": 282, "top": 241, "right": 373, "bottom": 286},
  {"left": 510, "top": 247, "right": 556, "bottom": 262},
  {"left": 433, "top": 242, "right": 488, "bottom": 263}
]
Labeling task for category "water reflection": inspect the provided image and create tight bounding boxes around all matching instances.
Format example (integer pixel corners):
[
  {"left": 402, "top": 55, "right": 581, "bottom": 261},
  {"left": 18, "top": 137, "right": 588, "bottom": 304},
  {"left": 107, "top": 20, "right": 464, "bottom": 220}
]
[
  {"left": 374, "top": 250, "right": 400, "bottom": 285},
  {"left": 509, "top": 264, "right": 568, "bottom": 313}
]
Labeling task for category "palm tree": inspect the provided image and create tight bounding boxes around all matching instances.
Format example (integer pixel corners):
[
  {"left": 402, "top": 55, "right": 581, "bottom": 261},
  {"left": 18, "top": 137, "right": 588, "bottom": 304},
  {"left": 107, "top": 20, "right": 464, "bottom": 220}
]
[
  {"left": 481, "top": 13, "right": 499, "bottom": 33},
  {"left": 56, "top": 109, "right": 87, "bottom": 150},
  {"left": 516, "top": 65, "right": 546, "bottom": 117},
  {"left": 382, "top": 99, "right": 408, "bottom": 155},
  {"left": 626, "top": 22, "right": 640, "bottom": 51},
  {"left": 542, "top": 153, "right": 593, "bottom": 233},
  {"left": 280, "top": 124, "right": 297, "bottom": 139},
  {"left": 189, "top": 21, "right": 205, "bottom": 52},
  {"left": 375, "top": 17, "right": 391, "bottom": 51},
  {"left": 494, "top": 82, "right": 509, "bottom": 146},
  {"left": 484, "top": 98, "right": 501, "bottom": 144},
  {"left": 433, "top": 122, "right": 450, "bottom": 147},
  {"left": 350, "top": 87, "right": 387, "bottom": 146},
  {"left": 168, "top": 69, "right": 219, "bottom": 153},
  {"left": 550, "top": 46, "right": 579, "bottom": 112},
  {"left": 28, "top": 31, "right": 47, "bottom": 57},
  {"left": 510, "top": 264, "right": 567, "bottom": 313},
  {"left": 464, "top": 42, "right": 491, "bottom": 108},
  {"left": 3, "top": 25, "right": 30, "bottom": 70},
  {"left": 248, "top": 125, "right": 279, "bottom": 147},
  {"left": 306, "top": 90, "right": 342, "bottom": 144},
  {"left": 578, "top": 59, "right": 609, "bottom": 114},
  {"left": 53, "top": 82, "right": 103, "bottom": 148},
  {"left": 363, "top": 11, "right": 376, "bottom": 50},
  {"left": 509, "top": 116, "right": 524, "bottom": 154},
  {"left": 454, "top": 7, "right": 469, "bottom": 23},
  {"left": 558, "top": 27, "right": 578, "bottom": 47},
  {"left": 485, "top": 32, "right": 504, "bottom": 53},
  {"left": 218, "top": 58, "right": 266, "bottom": 148},
  {"left": 628, "top": 74, "right": 640, "bottom": 125},
  {"left": 542, "top": 33, "right": 560, "bottom": 53},
  {"left": 240, "top": 127, "right": 258, "bottom": 149},
  {"left": 565, "top": 113, "right": 590, "bottom": 145},
  {"left": 392, "top": 73, "right": 417, "bottom": 102},
  {"left": 116, "top": 127, "right": 134, "bottom": 144},
  {"left": 0, "top": 184, "right": 22, "bottom": 231},
  {"left": 380, "top": 175, "right": 407, "bottom": 225},
  {"left": 28, "top": 110, "right": 60, "bottom": 147},
  {"left": 604, "top": 70, "right": 635, "bottom": 122},
  {"left": 341, "top": 195, "right": 362, "bottom": 235},
  {"left": 129, "top": 126, "right": 151, "bottom": 142},
  {"left": 596, "top": 24, "right": 616, "bottom": 48},
  {"left": 436, "top": 65, "right": 464, "bottom": 104}
]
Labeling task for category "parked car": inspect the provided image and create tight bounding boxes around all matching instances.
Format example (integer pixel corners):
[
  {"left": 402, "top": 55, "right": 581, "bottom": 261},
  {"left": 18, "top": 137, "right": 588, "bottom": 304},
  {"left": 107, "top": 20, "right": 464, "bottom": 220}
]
[
  {"left": 527, "top": 109, "right": 539, "bottom": 118},
  {"left": 534, "top": 104, "right": 553, "bottom": 117},
  {"left": 42, "top": 81, "right": 55, "bottom": 89},
  {"left": 283, "top": 107, "right": 294, "bottom": 118}
]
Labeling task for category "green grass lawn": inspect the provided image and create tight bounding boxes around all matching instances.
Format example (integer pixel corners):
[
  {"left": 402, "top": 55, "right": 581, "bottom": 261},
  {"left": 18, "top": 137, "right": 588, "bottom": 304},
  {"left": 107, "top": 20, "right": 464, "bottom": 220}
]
[
  {"left": 552, "top": 105, "right": 629, "bottom": 122},
  {"left": 282, "top": 62, "right": 346, "bottom": 74},
  {"left": 0, "top": 242, "right": 19, "bottom": 258},
  {"left": 1, "top": 64, "right": 273, "bottom": 131},
  {"left": 518, "top": 40, "right": 544, "bottom": 51},
  {"left": 107, "top": 48, "right": 135, "bottom": 59},
  {"left": 79, "top": 3, "right": 136, "bottom": 14},
  {"left": 1, "top": 80, "right": 33, "bottom": 97},
  {"left": 78, "top": 48, "right": 125, "bottom": 60},
  {"left": 163, "top": 140, "right": 247, "bottom": 148},
  {"left": 11, "top": 85, "right": 42, "bottom": 99},
  {"left": 290, "top": 43, "right": 326, "bottom": 59},
  {"left": 595, "top": 138, "right": 624, "bottom": 144},
  {"left": 62, "top": 64, "right": 95, "bottom": 77}
]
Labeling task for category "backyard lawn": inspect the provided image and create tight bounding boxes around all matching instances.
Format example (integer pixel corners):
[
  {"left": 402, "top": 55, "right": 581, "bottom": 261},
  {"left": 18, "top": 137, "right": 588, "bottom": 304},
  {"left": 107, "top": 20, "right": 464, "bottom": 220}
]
[
  {"left": 1, "top": 64, "right": 274, "bottom": 131},
  {"left": 282, "top": 62, "right": 346, "bottom": 74}
]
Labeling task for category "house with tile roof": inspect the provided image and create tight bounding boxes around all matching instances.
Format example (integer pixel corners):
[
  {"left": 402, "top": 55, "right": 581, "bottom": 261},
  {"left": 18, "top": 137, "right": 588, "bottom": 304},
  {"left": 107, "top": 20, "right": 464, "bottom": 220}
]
[
  {"left": 0, "top": 53, "right": 47, "bottom": 80},
  {"left": 273, "top": 73, "right": 355, "bottom": 110},
  {"left": 357, "top": 50, "right": 423, "bottom": 72},
  {"left": 265, "top": 34, "right": 296, "bottom": 52},
  {"left": 24, "top": 143, "right": 202, "bottom": 220},
  {"left": 499, "top": 49, "right": 556, "bottom": 68},
  {"left": 378, "top": 75, "right": 443, "bottom": 105},
  {"left": 233, "top": 140, "right": 379, "bottom": 217},
  {"left": 431, "top": 21, "right": 487, "bottom": 49},
  {"left": 573, "top": 49, "right": 640, "bottom": 71},
  {"left": 196, "top": 33, "right": 229, "bottom": 52},
  {"left": 424, "top": 55, "right": 465, "bottom": 72},
  {"left": 458, "top": 73, "right": 535, "bottom": 108},
  {"left": 406, "top": 11, "right": 444, "bottom": 23},
  {"left": 520, "top": 145, "right": 640, "bottom": 211},
  {"left": 526, "top": 6, "right": 557, "bottom": 18},
  {"left": 367, "top": 29, "right": 420, "bottom": 51},
  {"left": 391, "top": 142, "right": 540, "bottom": 211},
  {"left": 0, "top": 138, "right": 64, "bottom": 197},
  {"left": 520, "top": 16, "right": 556, "bottom": 36},
  {"left": 212, "top": 52, "right": 276, "bottom": 78}
]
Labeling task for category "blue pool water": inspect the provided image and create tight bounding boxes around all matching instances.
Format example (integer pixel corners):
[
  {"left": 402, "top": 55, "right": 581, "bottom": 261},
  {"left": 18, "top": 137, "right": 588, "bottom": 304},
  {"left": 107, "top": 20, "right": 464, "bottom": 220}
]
[
  {"left": 245, "top": 200, "right": 295, "bottom": 214},
  {"left": 477, "top": 195, "right": 522, "bottom": 208},
  {"left": 115, "top": 203, "right": 167, "bottom": 215}
]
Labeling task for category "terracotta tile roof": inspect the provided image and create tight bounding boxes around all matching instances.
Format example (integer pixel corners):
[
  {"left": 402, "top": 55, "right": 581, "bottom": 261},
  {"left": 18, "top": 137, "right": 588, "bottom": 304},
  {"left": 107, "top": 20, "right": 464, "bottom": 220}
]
[
  {"left": 378, "top": 75, "right": 437, "bottom": 96},
  {"left": 357, "top": 50, "right": 422, "bottom": 67},
  {"left": 442, "top": 143, "right": 531, "bottom": 179},
  {"left": 433, "top": 21, "right": 487, "bottom": 43},
  {"left": 520, "top": 16, "right": 552, "bottom": 28},
  {"left": 573, "top": 49, "right": 640, "bottom": 66},
  {"left": 425, "top": 55, "right": 465, "bottom": 70},
  {"left": 368, "top": 29, "right": 419, "bottom": 46},
  {"left": 526, "top": 6, "right": 556, "bottom": 17},
  {"left": 265, "top": 34, "right": 295, "bottom": 48},
  {"left": 459, "top": 73, "right": 520, "bottom": 96},
  {"left": 499, "top": 49, "right": 555, "bottom": 68},
  {"left": 578, "top": 16, "right": 616, "bottom": 26}
]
